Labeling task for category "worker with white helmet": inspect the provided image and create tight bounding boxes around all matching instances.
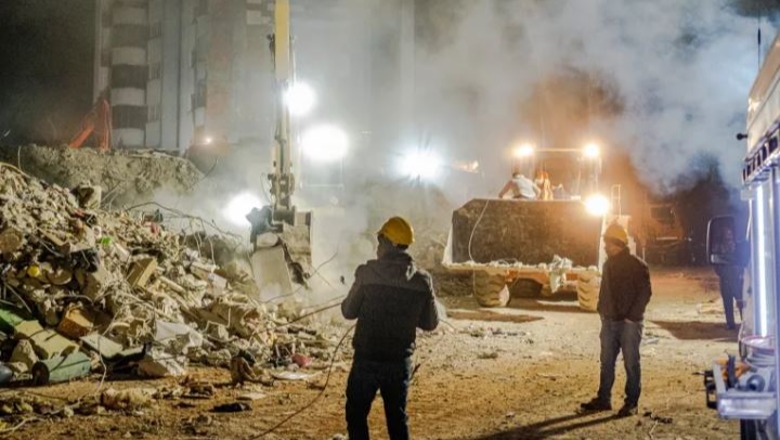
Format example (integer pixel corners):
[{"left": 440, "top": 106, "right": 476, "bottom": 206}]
[
  {"left": 581, "top": 223, "right": 652, "bottom": 417},
  {"left": 341, "top": 216, "right": 439, "bottom": 440}
]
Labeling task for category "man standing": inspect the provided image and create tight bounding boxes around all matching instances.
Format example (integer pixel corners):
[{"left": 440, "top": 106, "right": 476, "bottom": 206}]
[
  {"left": 342, "top": 216, "right": 439, "bottom": 440},
  {"left": 581, "top": 223, "right": 652, "bottom": 417},
  {"left": 498, "top": 171, "right": 541, "bottom": 200},
  {"left": 714, "top": 226, "right": 744, "bottom": 330}
]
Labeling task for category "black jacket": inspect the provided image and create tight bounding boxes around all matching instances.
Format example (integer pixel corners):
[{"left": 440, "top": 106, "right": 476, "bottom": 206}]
[
  {"left": 341, "top": 249, "right": 439, "bottom": 361},
  {"left": 597, "top": 248, "right": 652, "bottom": 322}
]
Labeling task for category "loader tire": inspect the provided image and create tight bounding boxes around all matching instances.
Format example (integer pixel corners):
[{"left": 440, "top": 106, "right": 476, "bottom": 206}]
[
  {"left": 472, "top": 272, "right": 509, "bottom": 307},
  {"left": 577, "top": 271, "right": 601, "bottom": 312},
  {"left": 508, "top": 279, "right": 543, "bottom": 298}
]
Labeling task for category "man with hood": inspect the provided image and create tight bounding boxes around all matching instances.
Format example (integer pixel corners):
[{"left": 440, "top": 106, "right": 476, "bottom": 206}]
[
  {"left": 341, "top": 216, "right": 439, "bottom": 440},
  {"left": 580, "top": 223, "right": 652, "bottom": 417}
]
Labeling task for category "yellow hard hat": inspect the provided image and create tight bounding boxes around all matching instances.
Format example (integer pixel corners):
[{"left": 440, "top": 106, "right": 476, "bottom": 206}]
[
  {"left": 603, "top": 223, "right": 628, "bottom": 245},
  {"left": 377, "top": 216, "right": 415, "bottom": 246}
]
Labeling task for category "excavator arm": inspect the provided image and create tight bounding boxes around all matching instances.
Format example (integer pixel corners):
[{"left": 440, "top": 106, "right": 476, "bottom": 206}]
[{"left": 68, "top": 96, "right": 111, "bottom": 152}]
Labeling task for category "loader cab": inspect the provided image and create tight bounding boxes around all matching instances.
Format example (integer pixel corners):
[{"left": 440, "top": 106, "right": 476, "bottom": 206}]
[{"left": 512, "top": 146, "right": 602, "bottom": 200}]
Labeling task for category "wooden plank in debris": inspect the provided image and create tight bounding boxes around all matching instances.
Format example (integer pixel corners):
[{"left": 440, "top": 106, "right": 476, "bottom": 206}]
[
  {"left": 450, "top": 199, "right": 603, "bottom": 266},
  {"left": 127, "top": 257, "right": 158, "bottom": 288}
]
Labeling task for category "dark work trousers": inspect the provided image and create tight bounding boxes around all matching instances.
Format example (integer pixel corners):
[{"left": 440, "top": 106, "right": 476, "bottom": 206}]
[
  {"left": 346, "top": 357, "right": 412, "bottom": 440},
  {"left": 597, "top": 319, "right": 643, "bottom": 407},
  {"left": 718, "top": 270, "right": 743, "bottom": 328}
]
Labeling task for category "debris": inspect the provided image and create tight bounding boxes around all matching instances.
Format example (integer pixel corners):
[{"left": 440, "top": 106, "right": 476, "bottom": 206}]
[
  {"left": 80, "top": 333, "right": 125, "bottom": 360},
  {"left": 0, "top": 227, "right": 24, "bottom": 255},
  {"left": 9, "top": 339, "right": 38, "bottom": 373},
  {"left": 292, "top": 353, "right": 312, "bottom": 368},
  {"left": 271, "top": 371, "right": 319, "bottom": 381},
  {"left": 238, "top": 392, "right": 266, "bottom": 401},
  {"left": 31, "top": 351, "right": 91, "bottom": 385},
  {"left": 0, "top": 363, "right": 13, "bottom": 384},
  {"left": 212, "top": 402, "right": 252, "bottom": 413},
  {"left": 57, "top": 306, "right": 96, "bottom": 339},
  {"left": 138, "top": 350, "right": 187, "bottom": 378},
  {"left": 478, "top": 351, "right": 499, "bottom": 360},
  {"left": 0, "top": 306, "right": 27, "bottom": 333},
  {"left": 126, "top": 258, "right": 158, "bottom": 288},
  {"left": 101, "top": 387, "right": 155, "bottom": 411},
  {"left": 16, "top": 320, "right": 79, "bottom": 359}
]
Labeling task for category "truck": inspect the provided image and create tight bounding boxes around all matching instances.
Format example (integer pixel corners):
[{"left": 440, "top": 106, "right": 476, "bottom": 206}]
[
  {"left": 442, "top": 144, "right": 633, "bottom": 311},
  {"left": 704, "top": 31, "right": 780, "bottom": 439}
]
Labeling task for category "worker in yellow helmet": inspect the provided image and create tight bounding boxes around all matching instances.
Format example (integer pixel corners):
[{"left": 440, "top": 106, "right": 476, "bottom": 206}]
[
  {"left": 341, "top": 216, "right": 439, "bottom": 440},
  {"left": 581, "top": 222, "right": 652, "bottom": 418}
]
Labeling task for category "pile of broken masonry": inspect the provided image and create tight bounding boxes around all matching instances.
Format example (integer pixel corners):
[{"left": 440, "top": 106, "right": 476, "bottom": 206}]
[{"left": 0, "top": 162, "right": 342, "bottom": 389}]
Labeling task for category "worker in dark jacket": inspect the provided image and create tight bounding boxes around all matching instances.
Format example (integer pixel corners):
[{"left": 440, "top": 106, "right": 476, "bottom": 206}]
[
  {"left": 713, "top": 226, "right": 744, "bottom": 330},
  {"left": 581, "top": 223, "right": 652, "bottom": 417},
  {"left": 342, "top": 216, "right": 439, "bottom": 440}
]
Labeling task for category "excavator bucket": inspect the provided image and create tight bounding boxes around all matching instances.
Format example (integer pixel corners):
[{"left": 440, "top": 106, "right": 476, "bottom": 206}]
[
  {"left": 248, "top": 211, "right": 312, "bottom": 299},
  {"left": 449, "top": 198, "right": 603, "bottom": 266}
]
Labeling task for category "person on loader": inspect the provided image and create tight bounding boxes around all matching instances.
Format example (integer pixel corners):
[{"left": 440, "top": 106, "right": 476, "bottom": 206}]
[
  {"left": 341, "top": 216, "right": 439, "bottom": 440},
  {"left": 498, "top": 171, "right": 541, "bottom": 200},
  {"left": 580, "top": 223, "right": 652, "bottom": 417}
]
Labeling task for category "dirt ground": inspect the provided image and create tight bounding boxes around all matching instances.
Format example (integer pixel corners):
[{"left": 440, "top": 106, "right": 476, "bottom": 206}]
[{"left": 2, "top": 267, "right": 740, "bottom": 440}]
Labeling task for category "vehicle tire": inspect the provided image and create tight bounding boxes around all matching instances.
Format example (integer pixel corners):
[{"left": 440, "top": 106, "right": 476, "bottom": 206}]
[
  {"left": 472, "top": 271, "right": 509, "bottom": 307},
  {"left": 740, "top": 419, "right": 758, "bottom": 440},
  {"left": 508, "top": 279, "right": 543, "bottom": 298},
  {"left": 577, "top": 271, "right": 601, "bottom": 312}
]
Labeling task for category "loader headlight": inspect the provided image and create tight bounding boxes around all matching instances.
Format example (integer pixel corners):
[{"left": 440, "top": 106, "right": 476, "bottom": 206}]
[
  {"left": 301, "top": 124, "right": 348, "bottom": 162},
  {"left": 584, "top": 194, "right": 610, "bottom": 216},
  {"left": 583, "top": 143, "right": 600, "bottom": 159},
  {"left": 513, "top": 143, "right": 535, "bottom": 158}
]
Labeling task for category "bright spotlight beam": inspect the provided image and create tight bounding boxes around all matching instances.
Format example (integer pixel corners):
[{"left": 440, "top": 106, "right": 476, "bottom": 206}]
[
  {"left": 223, "top": 192, "right": 264, "bottom": 227},
  {"left": 301, "top": 124, "right": 348, "bottom": 162},
  {"left": 285, "top": 82, "right": 316, "bottom": 116},
  {"left": 401, "top": 150, "right": 442, "bottom": 181}
]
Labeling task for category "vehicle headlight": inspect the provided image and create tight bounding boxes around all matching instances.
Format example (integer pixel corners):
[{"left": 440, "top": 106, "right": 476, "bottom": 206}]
[{"left": 584, "top": 194, "right": 610, "bottom": 216}]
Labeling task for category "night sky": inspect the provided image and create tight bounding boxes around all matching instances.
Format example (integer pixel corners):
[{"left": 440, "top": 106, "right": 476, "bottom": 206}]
[{"left": 0, "top": 0, "right": 95, "bottom": 145}]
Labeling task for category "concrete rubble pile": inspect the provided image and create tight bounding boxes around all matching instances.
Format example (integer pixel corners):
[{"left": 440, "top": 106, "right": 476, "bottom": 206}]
[
  {"left": 0, "top": 163, "right": 339, "bottom": 386},
  {"left": 0, "top": 144, "right": 204, "bottom": 206}
]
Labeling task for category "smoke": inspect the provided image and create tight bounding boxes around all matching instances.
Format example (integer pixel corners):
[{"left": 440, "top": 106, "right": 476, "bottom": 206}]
[{"left": 410, "top": 0, "right": 778, "bottom": 193}]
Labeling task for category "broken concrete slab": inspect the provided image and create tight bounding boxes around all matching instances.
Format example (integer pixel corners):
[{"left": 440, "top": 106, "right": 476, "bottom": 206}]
[
  {"left": 9, "top": 339, "right": 38, "bottom": 373},
  {"left": 15, "top": 320, "right": 79, "bottom": 359},
  {"left": 80, "top": 333, "right": 124, "bottom": 360}
]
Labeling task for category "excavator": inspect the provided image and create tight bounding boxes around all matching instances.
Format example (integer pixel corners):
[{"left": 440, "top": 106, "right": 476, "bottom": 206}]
[
  {"left": 68, "top": 93, "right": 111, "bottom": 152},
  {"left": 245, "top": 0, "right": 313, "bottom": 296}
]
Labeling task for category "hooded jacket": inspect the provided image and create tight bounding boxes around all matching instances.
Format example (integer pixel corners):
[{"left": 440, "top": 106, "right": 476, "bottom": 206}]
[
  {"left": 341, "top": 248, "right": 439, "bottom": 361},
  {"left": 597, "top": 247, "right": 652, "bottom": 322}
]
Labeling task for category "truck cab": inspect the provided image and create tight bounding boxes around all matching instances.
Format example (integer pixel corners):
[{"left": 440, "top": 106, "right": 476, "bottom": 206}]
[{"left": 705, "top": 32, "right": 780, "bottom": 440}]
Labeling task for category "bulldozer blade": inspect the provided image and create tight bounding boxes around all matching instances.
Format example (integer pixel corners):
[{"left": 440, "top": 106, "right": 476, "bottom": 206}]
[{"left": 450, "top": 199, "right": 603, "bottom": 266}]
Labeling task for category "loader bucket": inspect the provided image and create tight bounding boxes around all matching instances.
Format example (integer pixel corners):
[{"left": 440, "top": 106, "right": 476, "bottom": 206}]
[{"left": 449, "top": 198, "right": 603, "bottom": 267}]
